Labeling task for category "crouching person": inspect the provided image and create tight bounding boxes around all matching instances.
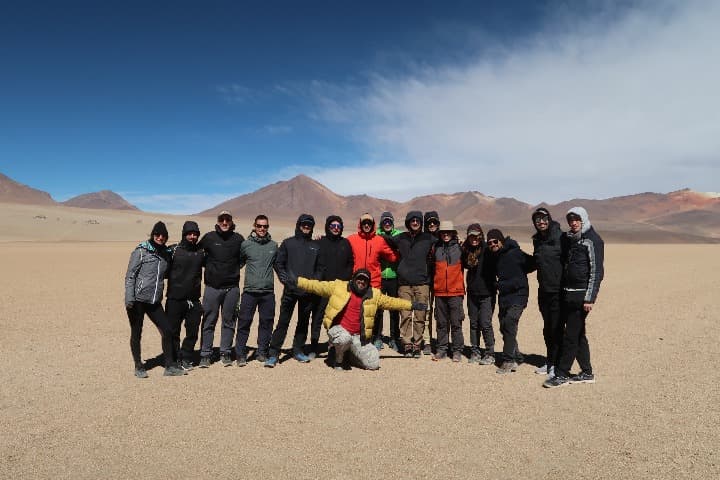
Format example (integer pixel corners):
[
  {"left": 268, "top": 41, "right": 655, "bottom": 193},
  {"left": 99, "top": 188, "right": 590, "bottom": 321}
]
[{"left": 292, "top": 269, "right": 423, "bottom": 370}]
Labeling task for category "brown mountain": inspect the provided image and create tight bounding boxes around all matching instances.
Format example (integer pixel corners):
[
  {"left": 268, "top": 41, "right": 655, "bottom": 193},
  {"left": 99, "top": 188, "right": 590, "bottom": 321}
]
[
  {"left": 0, "top": 173, "right": 55, "bottom": 205},
  {"left": 62, "top": 190, "right": 139, "bottom": 210}
]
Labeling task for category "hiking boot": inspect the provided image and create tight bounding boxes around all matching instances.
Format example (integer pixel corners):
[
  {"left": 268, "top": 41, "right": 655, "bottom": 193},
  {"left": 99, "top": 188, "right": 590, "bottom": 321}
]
[
  {"left": 264, "top": 356, "right": 278, "bottom": 368},
  {"left": 569, "top": 372, "right": 596, "bottom": 384},
  {"left": 220, "top": 353, "right": 233, "bottom": 367},
  {"left": 422, "top": 344, "right": 432, "bottom": 355},
  {"left": 293, "top": 352, "right": 311, "bottom": 363},
  {"left": 432, "top": 351, "right": 447, "bottom": 361},
  {"left": 373, "top": 338, "right": 384, "bottom": 350},
  {"left": 180, "top": 359, "right": 194, "bottom": 371},
  {"left": 452, "top": 352, "right": 462, "bottom": 363},
  {"left": 535, "top": 364, "right": 548, "bottom": 375},
  {"left": 198, "top": 356, "right": 211, "bottom": 368},
  {"left": 236, "top": 355, "right": 247, "bottom": 367},
  {"left": 496, "top": 361, "right": 518, "bottom": 374},
  {"left": 479, "top": 354, "right": 495, "bottom": 365},
  {"left": 134, "top": 367, "right": 148, "bottom": 379},
  {"left": 469, "top": 351, "right": 481, "bottom": 364},
  {"left": 543, "top": 375, "right": 571, "bottom": 388},
  {"left": 163, "top": 366, "right": 186, "bottom": 376}
]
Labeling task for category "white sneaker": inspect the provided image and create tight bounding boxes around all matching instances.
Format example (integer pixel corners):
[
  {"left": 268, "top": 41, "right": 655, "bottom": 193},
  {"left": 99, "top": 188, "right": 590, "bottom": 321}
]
[
  {"left": 535, "top": 364, "right": 548, "bottom": 374},
  {"left": 547, "top": 366, "right": 556, "bottom": 379}
]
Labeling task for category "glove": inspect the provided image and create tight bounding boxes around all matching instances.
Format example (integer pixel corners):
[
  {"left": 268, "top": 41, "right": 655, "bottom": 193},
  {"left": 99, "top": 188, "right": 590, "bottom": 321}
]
[
  {"left": 411, "top": 301, "right": 427, "bottom": 311},
  {"left": 125, "top": 301, "right": 135, "bottom": 310},
  {"left": 382, "top": 234, "right": 398, "bottom": 251}
]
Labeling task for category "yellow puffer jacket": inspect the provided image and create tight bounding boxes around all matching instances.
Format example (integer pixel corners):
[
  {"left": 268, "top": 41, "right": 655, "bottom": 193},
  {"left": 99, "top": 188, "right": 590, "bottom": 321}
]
[{"left": 298, "top": 277, "right": 412, "bottom": 341}]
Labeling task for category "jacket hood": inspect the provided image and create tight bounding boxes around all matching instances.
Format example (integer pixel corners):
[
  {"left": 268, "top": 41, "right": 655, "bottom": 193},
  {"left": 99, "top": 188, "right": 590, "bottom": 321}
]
[
  {"left": 380, "top": 211, "right": 394, "bottom": 224},
  {"left": 531, "top": 208, "right": 554, "bottom": 233},
  {"left": 423, "top": 211, "right": 439, "bottom": 233},
  {"left": 349, "top": 268, "right": 372, "bottom": 297},
  {"left": 357, "top": 213, "right": 376, "bottom": 237},
  {"left": 182, "top": 221, "right": 200, "bottom": 236},
  {"left": 567, "top": 206, "right": 591, "bottom": 233},
  {"left": 324, "top": 215, "right": 344, "bottom": 237},
  {"left": 405, "top": 210, "right": 423, "bottom": 230},
  {"left": 295, "top": 213, "right": 315, "bottom": 237}
]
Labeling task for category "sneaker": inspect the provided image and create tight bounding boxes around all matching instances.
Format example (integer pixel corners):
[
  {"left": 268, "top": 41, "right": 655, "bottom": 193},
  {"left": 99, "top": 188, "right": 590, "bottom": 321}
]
[
  {"left": 413, "top": 344, "right": 422, "bottom": 358},
  {"left": 543, "top": 375, "right": 571, "bottom": 388},
  {"left": 293, "top": 352, "right": 311, "bottom": 363},
  {"left": 134, "top": 367, "right": 148, "bottom": 379},
  {"left": 236, "top": 355, "right": 247, "bottom": 367},
  {"left": 479, "top": 354, "right": 495, "bottom": 365},
  {"left": 307, "top": 351, "right": 317, "bottom": 361},
  {"left": 535, "top": 364, "right": 548, "bottom": 375},
  {"left": 496, "top": 361, "right": 518, "bottom": 374},
  {"left": 255, "top": 352, "right": 268, "bottom": 363},
  {"left": 422, "top": 344, "right": 432, "bottom": 356},
  {"left": 432, "top": 351, "right": 447, "bottom": 361},
  {"left": 569, "top": 372, "right": 596, "bottom": 384},
  {"left": 264, "top": 356, "right": 278, "bottom": 368},
  {"left": 469, "top": 351, "right": 481, "bottom": 364},
  {"left": 163, "top": 366, "right": 186, "bottom": 376},
  {"left": 220, "top": 353, "right": 233, "bottom": 366},
  {"left": 180, "top": 359, "right": 194, "bottom": 371},
  {"left": 373, "top": 338, "right": 384, "bottom": 350},
  {"left": 547, "top": 366, "right": 556, "bottom": 379},
  {"left": 388, "top": 339, "right": 399, "bottom": 352},
  {"left": 403, "top": 344, "right": 414, "bottom": 358},
  {"left": 452, "top": 352, "right": 462, "bottom": 363},
  {"left": 198, "top": 356, "right": 211, "bottom": 368}
]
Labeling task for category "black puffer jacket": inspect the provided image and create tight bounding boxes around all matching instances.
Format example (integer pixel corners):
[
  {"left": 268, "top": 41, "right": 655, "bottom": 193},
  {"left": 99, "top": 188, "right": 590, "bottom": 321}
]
[
  {"left": 274, "top": 214, "right": 321, "bottom": 296},
  {"left": 492, "top": 237, "right": 536, "bottom": 308},
  {"left": 166, "top": 239, "right": 204, "bottom": 300},
  {"left": 462, "top": 242, "right": 496, "bottom": 296},
  {"left": 532, "top": 219, "right": 563, "bottom": 293},
  {"left": 199, "top": 225, "right": 245, "bottom": 289},
  {"left": 396, "top": 211, "right": 435, "bottom": 286},
  {"left": 561, "top": 207, "right": 605, "bottom": 304},
  {"left": 317, "top": 215, "right": 354, "bottom": 281}
]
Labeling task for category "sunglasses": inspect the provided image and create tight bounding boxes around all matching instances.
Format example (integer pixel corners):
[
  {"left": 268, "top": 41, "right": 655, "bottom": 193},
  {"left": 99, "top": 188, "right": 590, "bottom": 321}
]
[
  {"left": 534, "top": 216, "right": 549, "bottom": 223},
  {"left": 255, "top": 224, "right": 269, "bottom": 229},
  {"left": 218, "top": 217, "right": 232, "bottom": 223},
  {"left": 427, "top": 220, "right": 439, "bottom": 226},
  {"left": 381, "top": 219, "right": 393, "bottom": 225},
  {"left": 300, "top": 222, "right": 314, "bottom": 228},
  {"left": 361, "top": 221, "right": 373, "bottom": 227},
  {"left": 487, "top": 239, "right": 500, "bottom": 245},
  {"left": 329, "top": 223, "right": 342, "bottom": 229}
]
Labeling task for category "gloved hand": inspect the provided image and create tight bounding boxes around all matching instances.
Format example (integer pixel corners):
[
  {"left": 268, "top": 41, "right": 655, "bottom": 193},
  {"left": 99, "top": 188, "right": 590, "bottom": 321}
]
[
  {"left": 125, "top": 301, "right": 135, "bottom": 310},
  {"left": 382, "top": 234, "right": 398, "bottom": 251},
  {"left": 411, "top": 301, "right": 427, "bottom": 311}
]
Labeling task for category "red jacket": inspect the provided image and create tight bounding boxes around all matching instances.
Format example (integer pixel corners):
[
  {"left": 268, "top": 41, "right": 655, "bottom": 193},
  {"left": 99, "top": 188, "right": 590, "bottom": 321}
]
[
  {"left": 433, "top": 238, "right": 465, "bottom": 296},
  {"left": 347, "top": 221, "right": 398, "bottom": 288}
]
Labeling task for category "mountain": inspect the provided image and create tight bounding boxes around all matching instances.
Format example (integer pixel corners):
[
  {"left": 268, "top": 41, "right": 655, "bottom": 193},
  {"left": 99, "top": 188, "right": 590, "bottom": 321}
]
[
  {"left": 0, "top": 173, "right": 55, "bottom": 205},
  {"left": 61, "top": 190, "right": 139, "bottom": 210}
]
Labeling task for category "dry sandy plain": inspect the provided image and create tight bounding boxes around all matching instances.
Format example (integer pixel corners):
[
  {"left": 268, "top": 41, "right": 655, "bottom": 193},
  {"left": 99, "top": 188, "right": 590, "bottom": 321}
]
[{"left": 1, "top": 203, "right": 718, "bottom": 479}]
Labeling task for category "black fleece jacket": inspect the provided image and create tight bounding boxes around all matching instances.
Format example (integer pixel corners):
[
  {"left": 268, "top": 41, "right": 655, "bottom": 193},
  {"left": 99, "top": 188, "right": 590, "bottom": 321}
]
[
  {"left": 532, "top": 220, "right": 563, "bottom": 293},
  {"left": 317, "top": 215, "right": 354, "bottom": 281},
  {"left": 166, "top": 240, "right": 205, "bottom": 300},
  {"left": 492, "top": 238, "right": 536, "bottom": 308},
  {"left": 199, "top": 225, "right": 245, "bottom": 289}
]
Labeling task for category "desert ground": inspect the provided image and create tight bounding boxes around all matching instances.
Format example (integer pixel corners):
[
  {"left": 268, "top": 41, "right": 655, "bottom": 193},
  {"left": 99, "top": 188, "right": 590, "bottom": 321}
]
[{"left": 1, "top": 203, "right": 718, "bottom": 479}]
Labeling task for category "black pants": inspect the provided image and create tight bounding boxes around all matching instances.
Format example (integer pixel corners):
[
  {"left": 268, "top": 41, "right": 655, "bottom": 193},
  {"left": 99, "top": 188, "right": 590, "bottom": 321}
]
[
  {"left": 556, "top": 291, "right": 592, "bottom": 378},
  {"left": 467, "top": 293, "right": 495, "bottom": 353},
  {"left": 498, "top": 304, "right": 524, "bottom": 363},
  {"left": 538, "top": 290, "right": 563, "bottom": 367},
  {"left": 126, "top": 302, "right": 175, "bottom": 368},
  {"left": 165, "top": 298, "right": 202, "bottom": 362},
  {"left": 268, "top": 290, "right": 320, "bottom": 357},
  {"left": 235, "top": 291, "right": 276, "bottom": 357},
  {"left": 435, "top": 296, "right": 465, "bottom": 354},
  {"left": 373, "top": 277, "right": 400, "bottom": 341}
]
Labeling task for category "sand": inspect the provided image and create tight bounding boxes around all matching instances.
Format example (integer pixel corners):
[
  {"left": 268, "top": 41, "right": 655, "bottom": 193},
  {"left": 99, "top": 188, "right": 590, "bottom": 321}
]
[{"left": 1, "top": 204, "right": 719, "bottom": 479}]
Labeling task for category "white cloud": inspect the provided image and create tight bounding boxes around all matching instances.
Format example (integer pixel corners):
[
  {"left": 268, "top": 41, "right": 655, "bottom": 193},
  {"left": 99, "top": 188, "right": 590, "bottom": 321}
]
[{"left": 309, "top": 0, "right": 720, "bottom": 203}]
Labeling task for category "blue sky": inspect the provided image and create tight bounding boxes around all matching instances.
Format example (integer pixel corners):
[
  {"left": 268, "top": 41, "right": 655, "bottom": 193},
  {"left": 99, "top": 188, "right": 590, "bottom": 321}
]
[{"left": 1, "top": 0, "right": 718, "bottom": 214}]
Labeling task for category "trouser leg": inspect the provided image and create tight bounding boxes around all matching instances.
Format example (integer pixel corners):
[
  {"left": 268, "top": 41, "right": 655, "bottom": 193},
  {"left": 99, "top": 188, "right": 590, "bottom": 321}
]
[
  {"left": 448, "top": 296, "right": 465, "bottom": 353},
  {"left": 327, "top": 325, "right": 352, "bottom": 365},
  {"left": 385, "top": 278, "right": 400, "bottom": 341},
  {"left": 308, "top": 295, "right": 323, "bottom": 352},
  {"left": 398, "top": 286, "right": 414, "bottom": 346},
  {"left": 425, "top": 291, "right": 434, "bottom": 346},
  {"left": 180, "top": 299, "right": 202, "bottom": 361},
  {"left": 467, "top": 294, "right": 481, "bottom": 352},
  {"left": 145, "top": 302, "right": 175, "bottom": 367},
  {"left": 478, "top": 295, "right": 496, "bottom": 353},
  {"left": 412, "top": 285, "right": 430, "bottom": 345},
  {"left": 200, "top": 286, "right": 224, "bottom": 357},
  {"left": 164, "top": 298, "right": 186, "bottom": 360},
  {"left": 539, "top": 290, "right": 562, "bottom": 367},
  {"left": 557, "top": 291, "right": 592, "bottom": 377},
  {"left": 126, "top": 303, "right": 144, "bottom": 367},
  {"left": 292, "top": 295, "right": 315, "bottom": 354},
  {"left": 235, "top": 291, "right": 259, "bottom": 357},
  {"left": 268, "top": 290, "right": 297, "bottom": 357},
  {"left": 256, "top": 292, "right": 276, "bottom": 356},
  {"left": 350, "top": 336, "right": 380, "bottom": 370},
  {"left": 219, "top": 286, "right": 240, "bottom": 355},
  {"left": 434, "top": 297, "right": 450, "bottom": 354},
  {"left": 499, "top": 305, "right": 524, "bottom": 363}
]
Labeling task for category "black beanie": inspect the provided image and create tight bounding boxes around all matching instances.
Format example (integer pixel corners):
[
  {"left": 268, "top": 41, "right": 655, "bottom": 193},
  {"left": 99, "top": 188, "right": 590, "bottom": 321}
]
[
  {"left": 182, "top": 221, "right": 200, "bottom": 236},
  {"left": 151, "top": 221, "right": 169, "bottom": 237},
  {"left": 486, "top": 229, "right": 504, "bottom": 243}
]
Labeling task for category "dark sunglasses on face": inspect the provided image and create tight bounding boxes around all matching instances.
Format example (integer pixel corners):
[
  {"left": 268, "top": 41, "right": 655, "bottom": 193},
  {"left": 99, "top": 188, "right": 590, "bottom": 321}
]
[
  {"left": 361, "top": 221, "right": 373, "bottom": 227},
  {"left": 428, "top": 220, "right": 439, "bottom": 226},
  {"left": 487, "top": 239, "right": 500, "bottom": 245},
  {"left": 255, "top": 224, "right": 269, "bottom": 229},
  {"left": 382, "top": 219, "right": 393, "bottom": 225},
  {"left": 534, "top": 216, "right": 549, "bottom": 223},
  {"left": 300, "top": 222, "right": 313, "bottom": 228},
  {"left": 329, "top": 223, "right": 342, "bottom": 229}
]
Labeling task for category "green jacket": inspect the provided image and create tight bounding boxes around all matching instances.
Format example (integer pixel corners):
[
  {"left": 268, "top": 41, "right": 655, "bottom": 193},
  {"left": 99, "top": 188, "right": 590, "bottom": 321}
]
[
  {"left": 240, "top": 232, "right": 278, "bottom": 293},
  {"left": 376, "top": 227, "right": 401, "bottom": 279}
]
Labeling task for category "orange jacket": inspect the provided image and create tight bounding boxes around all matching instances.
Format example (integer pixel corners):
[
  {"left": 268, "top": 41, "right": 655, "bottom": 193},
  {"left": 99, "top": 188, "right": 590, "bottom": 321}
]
[
  {"left": 433, "top": 239, "right": 465, "bottom": 296},
  {"left": 347, "top": 220, "right": 398, "bottom": 288}
]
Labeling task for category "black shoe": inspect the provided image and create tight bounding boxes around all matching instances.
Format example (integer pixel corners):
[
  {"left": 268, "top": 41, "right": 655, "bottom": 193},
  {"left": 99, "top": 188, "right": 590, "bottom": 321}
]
[
  {"left": 236, "top": 355, "right": 248, "bottom": 367},
  {"left": 180, "top": 359, "right": 194, "bottom": 371},
  {"left": 163, "top": 366, "right": 186, "bottom": 376},
  {"left": 255, "top": 352, "right": 268, "bottom": 363},
  {"left": 543, "top": 375, "right": 571, "bottom": 388},
  {"left": 569, "top": 372, "right": 596, "bottom": 384},
  {"left": 199, "top": 356, "right": 211, "bottom": 368},
  {"left": 134, "top": 367, "right": 148, "bottom": 379},
  {"left": 221, "top": 353, "right": 233, "bottom": 367}
]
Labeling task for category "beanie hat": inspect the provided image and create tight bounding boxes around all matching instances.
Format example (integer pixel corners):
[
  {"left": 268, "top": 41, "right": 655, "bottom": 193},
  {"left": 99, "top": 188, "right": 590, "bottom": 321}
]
[
  {"left": 380, "top": 211, "right": 394, "bottom": 225},
  {"left": 182, "top": 221, "right": 200, "bottom": 236},
  {"left": 424, "top": 211, "right": 440, "bottom": 223},
  {"left": 466, "top": 223, "right": 484, "bottom": 238},
  {"left": 486, "top": 229, "right": 504, "bottom": 243},
  {"left": 151, "top": 221, "right": 169, "bottom": 237},
  {"left": 360, "top": 213, "right": 374, "bottom": 223}
]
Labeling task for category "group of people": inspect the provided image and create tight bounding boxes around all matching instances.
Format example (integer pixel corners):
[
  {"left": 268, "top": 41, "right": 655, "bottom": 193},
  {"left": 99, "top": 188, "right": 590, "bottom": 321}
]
[{"left": 124, "top": 205, "right": 604, "bottom": 388}]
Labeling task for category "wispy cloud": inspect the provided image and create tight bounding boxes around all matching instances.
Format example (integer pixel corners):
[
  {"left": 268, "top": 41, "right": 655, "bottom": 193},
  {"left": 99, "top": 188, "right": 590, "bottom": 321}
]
[
  {"left": 122, "top": 193, "right": 239, "bottom": 215},
  {"left": 216, "top": 83, "right": 255, "bottom": 104},
  {"left": 304, "top": 0, "right": 720, "bottom": 203}
]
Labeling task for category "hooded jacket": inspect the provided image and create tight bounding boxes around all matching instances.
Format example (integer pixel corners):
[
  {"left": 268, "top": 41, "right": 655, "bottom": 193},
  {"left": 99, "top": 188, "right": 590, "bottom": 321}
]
[
  {"left": 395, "top": 210, "right": 435, "bottom": 286},
  {"left": 240, "top": 231, "right": 278, "bottom": 293},
  {"left": 198, "top": 224, "right": 245, "bottom": 289},
  {"left": 561, "top": 207, "right": 605, "bottom": 303},
  {"left": 125, "top": 240, "right": 172, "bottom": 305},
  {"left": 297, "top": 276, "right": 412, "bottom": 342},
  {"left": 433, "top": 236, "right": 465, "bottom": 296},
  {"left": 317, "top": 215, "right": 354, "bottom": 281},
  {"left": 274, "top": 214, "right": 321, "bottom": 296},
  {"left": 462, "top": 241, "right": 496, "bottom": 297},
  {"left": 492, "top": 237, "right": 536, "bottom": 308},
  {"left": 532, "top": 210, "right": 564, "bottom": 293},
  {"left": 166, "top": 237, "right": 204, "bottom": 301},
  {"left": 424, "top": 210, "right": 440, "bottom": 237},
  {"left": 376, "top": 211, "right": 402, "bottom": 280},
  {"left": 347, "top": 216, "right": 398, "bottom": 288}
]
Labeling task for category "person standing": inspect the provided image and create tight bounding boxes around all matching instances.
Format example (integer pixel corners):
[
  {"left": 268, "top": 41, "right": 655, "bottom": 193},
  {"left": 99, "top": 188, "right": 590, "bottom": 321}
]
[
  {"left": 373, "top": 211, "right": 402, "bottom": 351},
  {"left": 544, "top": 207, "right": 604, "bottom": 388},
  {"left": 234, "top": 215, "right": 278, "bottom": 366},
  {"left": 347, "top": 213, "right": 399, "bottom": 289},
  {"left": 198, "top": 210, "right": 245, "bottom": 367},
  {"left": 486, "top": 229, "right": 536, "bottom": 374},
  {"left": 423, "top": 210, "right": 441, "bottom": 354},
  {"left": 531, "top": 208, "right": 564, "bottom": 378},
  {"left": 462, "top": 223, "right": 497, "bottom": 365},
  {"left": 265, "top": 214, "right": 321, "bottom": 367},
  {"left": 313, "top": 215, "right": 354, "bottom": 358},
  {"left": 431, "top": 221, "right": 466, "bottom": 362},
  {"left": 395, "top": 211, "right": 435, "bottom": 357},
  {"left": 165, "top": 221, "right": 205, "bottom": 371},
  {"left": 124, "top": 221, "right": 185, "bottom": 377}
]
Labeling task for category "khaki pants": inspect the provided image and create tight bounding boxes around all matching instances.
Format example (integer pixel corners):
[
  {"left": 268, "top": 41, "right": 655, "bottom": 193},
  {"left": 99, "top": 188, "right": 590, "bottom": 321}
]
[{"left": 398, "top": 285, "right": 430, "bottom": 346}]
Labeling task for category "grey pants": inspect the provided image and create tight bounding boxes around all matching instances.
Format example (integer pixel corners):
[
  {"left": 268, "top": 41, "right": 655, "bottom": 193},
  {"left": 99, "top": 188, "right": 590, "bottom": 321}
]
[
  {"left": 327, "top": 325, "right": 380, "bottom": 370},
  {"left": 200, "top": 285, "right": 240, "bottom": 357}
]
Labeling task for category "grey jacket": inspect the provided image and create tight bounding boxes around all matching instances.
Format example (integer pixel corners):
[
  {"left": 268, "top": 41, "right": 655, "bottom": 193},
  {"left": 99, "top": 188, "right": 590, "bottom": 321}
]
[
  {"left": 240, "top": 232, "right": 278, "bottom": 293},
  {"left": 125, "top": 241, "right": 171, "bottom": 305}
]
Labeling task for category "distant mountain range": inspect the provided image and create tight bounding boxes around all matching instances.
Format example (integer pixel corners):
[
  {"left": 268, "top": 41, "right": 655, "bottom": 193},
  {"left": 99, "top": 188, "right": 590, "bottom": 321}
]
[{"left": 1, "top": 172, "right": 718, "bottom": 241}]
